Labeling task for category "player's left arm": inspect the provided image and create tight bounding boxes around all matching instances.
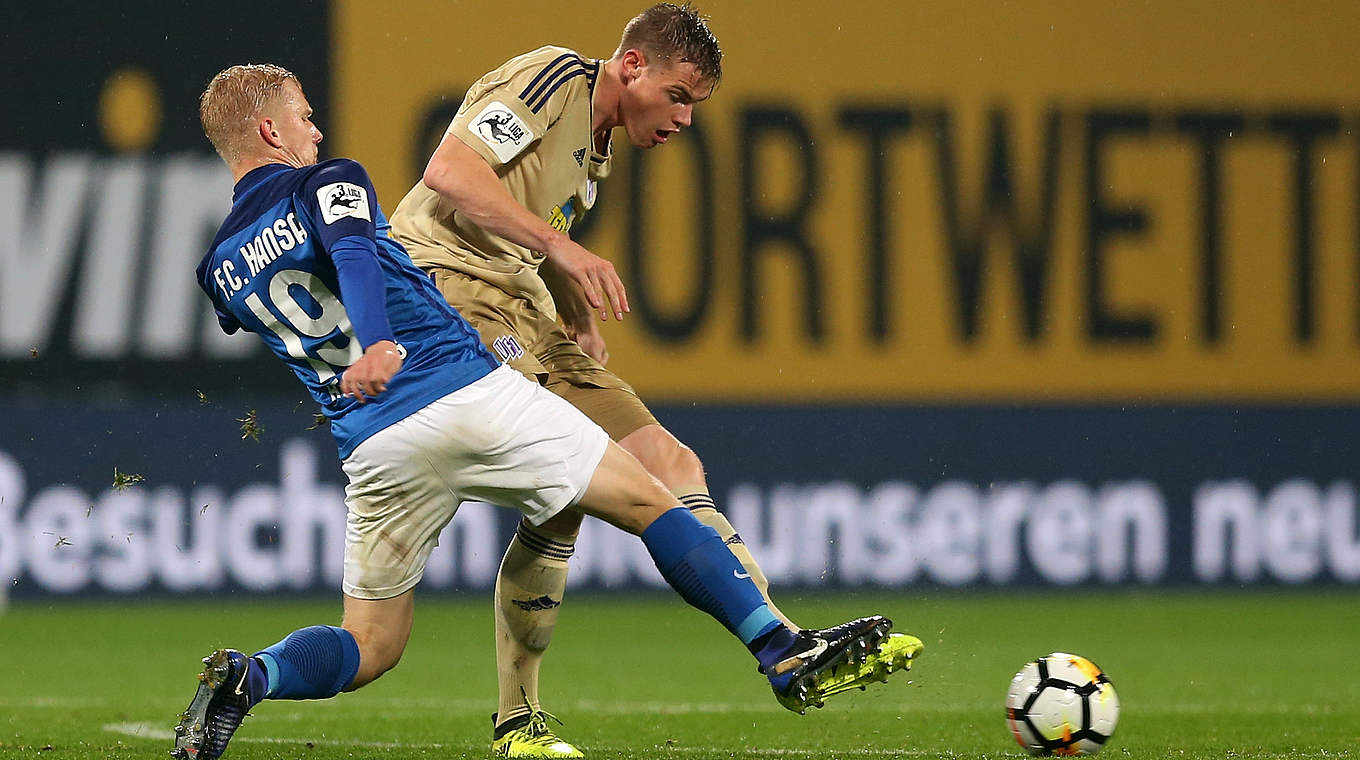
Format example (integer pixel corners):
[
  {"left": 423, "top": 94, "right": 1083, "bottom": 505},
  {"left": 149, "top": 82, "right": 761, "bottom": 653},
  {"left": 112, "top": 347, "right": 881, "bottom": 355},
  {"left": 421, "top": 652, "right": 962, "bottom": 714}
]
[
  {"left": 303, "top": 160, "right": 404, "bottom": 403},
  {"left": 196, "top": 260, "right": 245, "bottom": 335}
]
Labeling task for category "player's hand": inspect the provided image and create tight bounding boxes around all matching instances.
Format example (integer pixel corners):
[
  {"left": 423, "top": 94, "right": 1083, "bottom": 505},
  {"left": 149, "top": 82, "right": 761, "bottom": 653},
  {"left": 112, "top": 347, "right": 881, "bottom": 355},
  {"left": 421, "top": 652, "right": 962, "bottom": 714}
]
[
  {"left": 544, "top": 238, "right": 629, "bottom": 321},
  {"left": 565, "top": 322, "right": 610, "bottom": 365},
  {"left": 341, "top": 340, "right": 404, "bottom": 404}
]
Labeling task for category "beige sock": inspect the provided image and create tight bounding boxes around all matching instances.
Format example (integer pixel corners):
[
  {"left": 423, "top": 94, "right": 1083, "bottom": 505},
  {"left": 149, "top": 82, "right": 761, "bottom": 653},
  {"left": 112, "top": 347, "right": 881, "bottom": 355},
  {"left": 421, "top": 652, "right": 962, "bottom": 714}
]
[
  {"left": 493, "top": 518, "right": 575, "bottom": 727},
  {"left": 676, "top": 487, "right": 799, "bottom": 630}
]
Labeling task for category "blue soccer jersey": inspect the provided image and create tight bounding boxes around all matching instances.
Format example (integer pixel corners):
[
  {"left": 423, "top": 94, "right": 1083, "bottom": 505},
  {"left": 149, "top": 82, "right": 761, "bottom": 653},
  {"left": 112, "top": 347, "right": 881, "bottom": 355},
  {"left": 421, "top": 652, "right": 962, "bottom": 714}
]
[{"left": 198, "top": 159, "right": 498, "bottom": 459}]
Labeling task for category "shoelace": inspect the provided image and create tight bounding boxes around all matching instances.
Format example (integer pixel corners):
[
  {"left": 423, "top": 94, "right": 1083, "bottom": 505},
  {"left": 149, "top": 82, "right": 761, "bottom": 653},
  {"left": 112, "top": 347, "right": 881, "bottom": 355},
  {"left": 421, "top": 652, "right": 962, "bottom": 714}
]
[
  {"left": 521, "top": 709, "right": 566, "bottom": 741},
  {"left": 500, "top": 685, "right": 570, "bottom": 747}
]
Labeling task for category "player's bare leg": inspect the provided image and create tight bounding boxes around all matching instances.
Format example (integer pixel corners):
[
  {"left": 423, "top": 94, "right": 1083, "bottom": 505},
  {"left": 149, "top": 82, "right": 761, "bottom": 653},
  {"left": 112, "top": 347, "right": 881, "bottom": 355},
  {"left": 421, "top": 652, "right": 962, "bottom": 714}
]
[
  {"left": 341, "top": 591, "right": 415, "bottom": 689},
  {"left": 172, "top": 592, "right": 413, "bottom": 759},
  {"left": 618, "top": 423, "right": 797, "bottom": 628},
  {"left": 490, "top": 424, "right": 915, "bottom": 755},
  {"left": 492, "top": 443, "right": 678, "bottom": 758},
  {"left": 490, "top": 422, "right": 796, "bottom": 726},
  {"left": 490, "top": 423, "right": 802, "bottom": 753},
  {"left": 617, "top": 425, "right": 923, "bottom": 712},
  {"left": 572, "top": 441, "right": 918, "bottom": 714}
]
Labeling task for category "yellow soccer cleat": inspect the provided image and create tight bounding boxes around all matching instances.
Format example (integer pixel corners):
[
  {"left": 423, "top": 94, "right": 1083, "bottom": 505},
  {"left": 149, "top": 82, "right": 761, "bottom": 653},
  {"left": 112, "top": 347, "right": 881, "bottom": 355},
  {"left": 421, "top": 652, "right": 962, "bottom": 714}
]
[
  {"left": 770, "top": 617, "right": 924, "bottom": 714},
  {"left": 806, "top": 631, "right": 923, "bottom": 706},
  {"left": 491, "top": 708, "right": 584, "bottom": 758}
]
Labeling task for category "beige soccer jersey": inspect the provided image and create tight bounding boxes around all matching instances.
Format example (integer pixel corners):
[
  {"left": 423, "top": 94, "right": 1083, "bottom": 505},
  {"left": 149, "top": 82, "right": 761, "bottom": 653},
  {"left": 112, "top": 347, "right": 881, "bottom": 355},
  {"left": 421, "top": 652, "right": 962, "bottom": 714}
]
[{"left": 391, "top": 46, "right": 613, "bottom": 319}]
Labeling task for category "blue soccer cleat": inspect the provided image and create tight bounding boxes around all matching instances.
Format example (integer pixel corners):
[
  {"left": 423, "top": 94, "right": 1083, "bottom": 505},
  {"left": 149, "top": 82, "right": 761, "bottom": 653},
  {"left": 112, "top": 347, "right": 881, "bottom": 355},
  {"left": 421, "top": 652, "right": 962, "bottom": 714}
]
[
  {"left": 766, "top": 615, "right": 921, "bottom": 714},
  {"left": 171, "top": 649, "right": 262, "bottom": 759}
]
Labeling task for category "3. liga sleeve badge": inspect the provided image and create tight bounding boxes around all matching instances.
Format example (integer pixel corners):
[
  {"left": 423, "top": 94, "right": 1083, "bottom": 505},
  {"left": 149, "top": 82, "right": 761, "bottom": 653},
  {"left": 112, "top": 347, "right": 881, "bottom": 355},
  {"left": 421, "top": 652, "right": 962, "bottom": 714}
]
[
  {"left": 317, "top": 182, "right": 371, "bottom": 225},
  {"left": 470, "top": 100, "right": 535, "bottom": 164}
]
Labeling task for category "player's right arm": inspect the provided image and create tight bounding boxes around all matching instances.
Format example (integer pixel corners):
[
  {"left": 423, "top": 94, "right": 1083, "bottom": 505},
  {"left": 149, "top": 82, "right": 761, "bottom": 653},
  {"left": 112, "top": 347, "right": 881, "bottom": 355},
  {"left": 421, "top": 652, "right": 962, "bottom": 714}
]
[
  {"left": 421, "top": 129, "right": 629, "bottom": 322},
  {"left": 540, "top": 256, "right": 610, "bottom": 363}
]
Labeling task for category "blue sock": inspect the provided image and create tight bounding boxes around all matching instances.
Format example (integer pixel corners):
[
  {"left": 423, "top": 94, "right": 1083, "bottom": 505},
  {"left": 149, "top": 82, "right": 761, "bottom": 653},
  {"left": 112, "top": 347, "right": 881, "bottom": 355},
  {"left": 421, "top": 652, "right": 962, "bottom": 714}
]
[
  {"left": 642, "top": 507, "right": 784, "bottom": 645},
  {"left": 253, "top": 625, "right": 361, "bottom": 700}
]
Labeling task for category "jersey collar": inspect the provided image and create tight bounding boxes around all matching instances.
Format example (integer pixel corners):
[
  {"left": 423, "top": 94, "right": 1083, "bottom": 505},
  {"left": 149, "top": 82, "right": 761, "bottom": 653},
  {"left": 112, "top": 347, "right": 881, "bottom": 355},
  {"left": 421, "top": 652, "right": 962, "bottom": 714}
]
[
  {"left": 585, "top": 59, "right": 613, "bottom": 162},
  {"left": 233, "top": 163, "right": 292, "bottom": 204}
]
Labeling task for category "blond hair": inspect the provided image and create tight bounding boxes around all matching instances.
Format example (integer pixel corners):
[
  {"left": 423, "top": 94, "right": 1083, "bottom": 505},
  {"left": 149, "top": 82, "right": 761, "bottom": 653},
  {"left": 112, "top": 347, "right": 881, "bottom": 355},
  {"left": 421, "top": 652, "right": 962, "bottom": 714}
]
[{"left": 199, "top": 64, "right": 300, "bottom": 163}]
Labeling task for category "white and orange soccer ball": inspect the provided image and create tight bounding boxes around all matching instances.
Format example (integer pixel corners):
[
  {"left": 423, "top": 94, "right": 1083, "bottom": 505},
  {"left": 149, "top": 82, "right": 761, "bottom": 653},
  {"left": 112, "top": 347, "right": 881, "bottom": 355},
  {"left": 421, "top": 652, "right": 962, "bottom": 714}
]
[{"left": 1005, "top": 652, "right": 1119, "bottom": 756}]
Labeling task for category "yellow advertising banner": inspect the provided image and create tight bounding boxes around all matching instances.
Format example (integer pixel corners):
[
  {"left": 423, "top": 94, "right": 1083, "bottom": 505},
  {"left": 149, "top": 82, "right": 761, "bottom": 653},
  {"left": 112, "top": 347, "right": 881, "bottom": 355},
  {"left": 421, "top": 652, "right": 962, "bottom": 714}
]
[{"left": 335, "top": 0, "right": 1360, "bottom": 401}]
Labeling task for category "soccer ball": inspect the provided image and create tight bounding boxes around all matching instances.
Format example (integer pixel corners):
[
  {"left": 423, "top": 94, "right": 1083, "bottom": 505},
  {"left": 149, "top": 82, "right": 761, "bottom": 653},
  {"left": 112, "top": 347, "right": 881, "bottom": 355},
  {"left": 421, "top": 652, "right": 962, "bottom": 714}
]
[{"left": 1005, "top": 652, "right": 1119, "bottom": 756}]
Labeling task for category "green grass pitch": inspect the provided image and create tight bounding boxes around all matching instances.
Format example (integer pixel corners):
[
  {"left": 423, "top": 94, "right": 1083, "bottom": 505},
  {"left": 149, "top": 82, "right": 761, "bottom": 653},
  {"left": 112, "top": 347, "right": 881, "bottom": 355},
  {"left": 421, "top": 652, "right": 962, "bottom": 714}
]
[{"left": 1, "top": 589, "right": 1356, "bottom": 758}]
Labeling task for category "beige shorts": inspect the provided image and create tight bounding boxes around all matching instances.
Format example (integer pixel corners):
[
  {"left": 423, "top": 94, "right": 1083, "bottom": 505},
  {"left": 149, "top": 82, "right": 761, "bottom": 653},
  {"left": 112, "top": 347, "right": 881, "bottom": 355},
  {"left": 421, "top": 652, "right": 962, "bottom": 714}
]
[
  {"left": 340, "top": 365, "right": 609, "bottom": 600},
  {"left": 427, "top": 266, "right": 659, "bottom": 441}
]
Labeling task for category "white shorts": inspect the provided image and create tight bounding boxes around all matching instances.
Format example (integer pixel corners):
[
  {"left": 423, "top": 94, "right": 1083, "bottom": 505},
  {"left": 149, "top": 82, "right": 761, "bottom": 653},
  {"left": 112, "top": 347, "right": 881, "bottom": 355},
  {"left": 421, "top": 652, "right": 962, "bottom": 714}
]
[{"left": 340, "top": 364, "right": 609, "bottom": 599}]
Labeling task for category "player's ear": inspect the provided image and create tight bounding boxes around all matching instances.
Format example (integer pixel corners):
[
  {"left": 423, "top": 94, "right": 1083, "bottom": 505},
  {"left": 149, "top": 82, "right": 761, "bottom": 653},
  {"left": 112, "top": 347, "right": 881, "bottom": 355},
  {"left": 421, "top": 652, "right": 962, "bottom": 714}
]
[
  {"left": 621, "top": 49, "right": 646, "bottom": 82},
  {"left": 259, "top": 118, "right": 283, "bottom": 148}
]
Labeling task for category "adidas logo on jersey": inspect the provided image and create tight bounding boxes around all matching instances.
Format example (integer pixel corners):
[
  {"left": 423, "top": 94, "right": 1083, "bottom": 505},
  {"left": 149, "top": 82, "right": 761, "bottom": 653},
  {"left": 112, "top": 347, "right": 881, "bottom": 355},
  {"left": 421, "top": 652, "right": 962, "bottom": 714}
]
[
  {"left": 573, "top": 147, "right": 586, "bottom": 166},
  {"left": 492, "top": 334, "right": 525, "bottom": 362}
]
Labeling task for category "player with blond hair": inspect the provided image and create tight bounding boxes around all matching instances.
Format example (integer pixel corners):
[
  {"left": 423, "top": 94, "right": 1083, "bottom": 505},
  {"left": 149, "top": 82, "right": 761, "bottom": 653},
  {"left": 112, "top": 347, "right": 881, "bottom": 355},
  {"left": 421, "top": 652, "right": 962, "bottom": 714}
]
[{"left": 173, "top": 62, "right": 914, "bottom": 760}]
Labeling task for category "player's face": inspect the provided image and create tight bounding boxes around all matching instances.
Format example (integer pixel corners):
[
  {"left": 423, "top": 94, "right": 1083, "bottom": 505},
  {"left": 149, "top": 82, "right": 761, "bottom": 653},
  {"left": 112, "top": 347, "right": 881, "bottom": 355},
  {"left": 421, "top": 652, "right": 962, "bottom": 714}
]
[
  {"left": 619, "top": 57, "right": 713, "bottom": 149},
  {"left": 270, "top": 81, "right": 323, "bottom": 167}
]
